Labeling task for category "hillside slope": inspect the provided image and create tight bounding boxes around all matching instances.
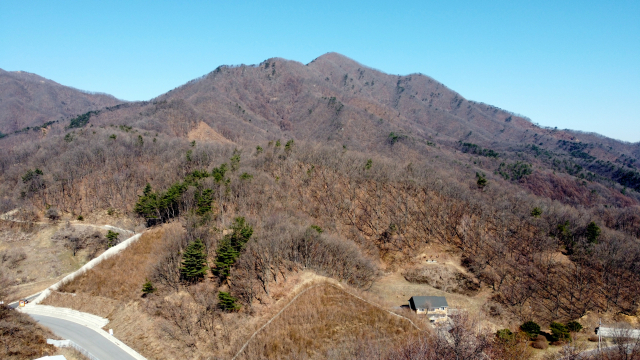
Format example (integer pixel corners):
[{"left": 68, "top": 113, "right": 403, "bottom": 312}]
[{"left": 0, "top": 68, "right": 122, "bottom": 134}]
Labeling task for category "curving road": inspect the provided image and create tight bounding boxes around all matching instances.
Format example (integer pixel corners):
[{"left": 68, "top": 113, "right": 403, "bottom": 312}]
[
  {"left": 8, "top": 292, "right": 41, "bottom": 308},
  {"left": 31, "top": 314, "right": 137, "bottom": 360}
]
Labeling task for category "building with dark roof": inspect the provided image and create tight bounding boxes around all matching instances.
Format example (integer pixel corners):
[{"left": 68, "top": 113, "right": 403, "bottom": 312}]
[{"left": 408, "top": 296, "right": 449, "bottom": 322}]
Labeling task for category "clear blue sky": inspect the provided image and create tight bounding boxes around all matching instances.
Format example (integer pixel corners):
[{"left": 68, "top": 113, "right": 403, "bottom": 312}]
[{"left": 2, "top": 1, "right": 639, "bottom": 142}]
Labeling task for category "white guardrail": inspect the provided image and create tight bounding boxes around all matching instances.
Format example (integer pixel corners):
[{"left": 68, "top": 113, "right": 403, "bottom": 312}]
[{"left": 26, "top": 233, "right": 141, "bottom": 305}]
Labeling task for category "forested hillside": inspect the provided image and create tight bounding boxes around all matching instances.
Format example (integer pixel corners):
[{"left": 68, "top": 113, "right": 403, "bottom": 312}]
[
  {"left": 0, "top": 68, "right": 121, "bottom": 135},
  {"left": 1, "top": 53, "right": 640, "bottom": 359}
]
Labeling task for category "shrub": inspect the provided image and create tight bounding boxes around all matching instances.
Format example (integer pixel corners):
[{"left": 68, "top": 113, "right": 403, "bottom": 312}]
[
  {"left": 534, "top": 334, "right": 547, "bottom": 342},
  {"left": 142, "top": 279, "right": 155, "bottom": 295},
  {"left": 218, "top": 291, "right": 240, "bottom": 312},
  {"left": 531, "top": 207, "right": 542, "bottom": 217},
  {"left": 106, "top": 230, "right": 119, "bottom": 247},
  {"left": 532, "top": 340, "right": 548, "bottom": 349},
  {"left": 239, "top": 172, "right": 253, "bottom": 181},
  {"left": 550, "top": 322, "right": 570, "bottom": 341},
  {"left": 588, "top": 335, "right": 599, "bottom": 342},
  {"left": 496, "top": 329, "right": 513, "bottom": 340},
  {"left": 45, "top": 207, "right": 60, "bottom": 221},
  {"left": 566, "top": 321, "right": 583, "bottom": 333},
  {"left": 77, "top": 215, "right": 84, "bottom": 221},
  {"left": 365, "top": 159, "right": 372, "bottom": 170},
  {"left": 285, "top": 139, "right": 294, "bottom": 153},
  {"left": 520, "top": 321, "right": 541, "bottom": 338}
]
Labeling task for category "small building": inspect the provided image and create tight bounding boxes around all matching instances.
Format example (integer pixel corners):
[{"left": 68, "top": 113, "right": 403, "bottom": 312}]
[{"left": 409, "top": 296, "right": 449, "bottom": 323}]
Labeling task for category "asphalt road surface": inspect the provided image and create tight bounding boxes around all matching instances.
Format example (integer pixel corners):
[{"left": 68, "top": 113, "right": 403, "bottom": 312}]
[
  {"left": 31, "top": 314, "right": 137, "bottom": 360},
  {"left": 8, "top": 292, "right": 41, "bottom": 309}
]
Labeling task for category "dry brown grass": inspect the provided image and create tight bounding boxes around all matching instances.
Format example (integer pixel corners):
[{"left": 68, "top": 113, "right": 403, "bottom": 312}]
[
  {"left": 0, "top": 220, "right": 96, "bottom": 303},
  {"left": 237, "top": 283, "right": 424, "bottom": 359},
  {"left": 58, "top": 225, "right": 170, "bottom": 300},
  {"left": 54, "top": 347, "right": 90, "bottom": 360},
  {"left": 0, "top": 305, "right": 58, "bottom": 360}
]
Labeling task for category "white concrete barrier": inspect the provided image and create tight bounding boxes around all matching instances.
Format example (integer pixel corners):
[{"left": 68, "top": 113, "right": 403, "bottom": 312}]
[
  {"left": 598, "top": 327, "right": 640, "bottom": 339},
  {"left": 26, "top": 233, "right": 141, "bottom": 305},
  {"left": 19, "top": 231, "right": 148, "bottom": 360}
]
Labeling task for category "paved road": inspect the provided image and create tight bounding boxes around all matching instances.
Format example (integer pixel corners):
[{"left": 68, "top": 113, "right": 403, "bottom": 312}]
[
  {"left": 8, "top": 292, "right": 41, "bottom": 309},
  {"left": 31, "top": 314, "right": 137, "bottom": 360}
]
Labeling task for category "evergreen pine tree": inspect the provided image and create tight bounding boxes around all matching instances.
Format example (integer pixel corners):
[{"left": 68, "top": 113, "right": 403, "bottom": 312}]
[
  {"left": 143, "top": 183, "right": 152, "bottom": 196},
  {"left": 218, "top": 291, "right": 240, "bottom": 312},
  {"left": 213, "top": 240, "right": 238, "bottom": 280},
  {"left": 213, "top": 217, "right": 253, "bottom": 281},
  {"left": 586, "top": 221, "right": 601, "bottom": 243},
  {"left": 142, "top": 279, "right": 155, "bottom": 295},
  {"left": 106, "top": 230, "right": 119, "bottom": 248},
  {"left": 180, "top": 238, "right": 209, "bottom": 282}
]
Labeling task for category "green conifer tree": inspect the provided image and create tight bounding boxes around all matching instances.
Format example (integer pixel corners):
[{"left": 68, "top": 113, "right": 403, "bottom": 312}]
[
  {"left": 180, "top": 238, "right": 209, "bottom": 282},
  {"left": 217, "top": 291, "right": 240, "bottom": 312},
  {"left": 142, "top": 279, "right": 155, "bottom": 295},
  {"left": 106, "top": 230, "right": 119, "bottom": 248},
  {"left": 213, "top": 217, "right": 253, "bottom": 281},
  {"left": 586, "top": 221, "right": 601, "bottom": 243},
  {"left": 213, "top": 240, "right": 238, "bottom": 280}
]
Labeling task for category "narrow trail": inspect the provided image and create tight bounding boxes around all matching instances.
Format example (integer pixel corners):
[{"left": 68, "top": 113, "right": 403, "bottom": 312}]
[
  {"left": 0, "top": 209, "right": 134, "bottom": 235},
  {"left": 231, "top": 282, "right": 424, "bottom": 360}
]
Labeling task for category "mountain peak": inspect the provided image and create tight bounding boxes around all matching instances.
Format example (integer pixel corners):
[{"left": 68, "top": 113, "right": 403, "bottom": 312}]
[{"left": 309, "top": 52, "right": 364, "bottom": 69}]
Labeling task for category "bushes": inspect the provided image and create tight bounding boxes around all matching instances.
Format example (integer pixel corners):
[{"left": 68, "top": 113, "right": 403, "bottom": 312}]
[
  {"left": 566, "top": 321, "right": 583, "bottom": 333},
  {"left": 217, "top": 291, "right": 240, "bottom": 312},
  {"left": 550, "top": 322, "right": 570, "bottom": 341},
  {"left": 520, "top": 321, "right": 541, "bottom": 338},
  {"left": 0, "top": 305, "right": 57, "bottom": 359},
  {"left": 531, "top": 338, "right": 548, "bottom": 349},
  {"left": 45, "top": 207, "right": 60, "bottom": 221},
  {"left": 496, "top": 329, "right": 513, "bottom": 340},
  {"left": 106, "top": 230, "right": 119, "bottom": 248},
  {"left": 232, "top": 223, "right": 377, "bottom": 305}
]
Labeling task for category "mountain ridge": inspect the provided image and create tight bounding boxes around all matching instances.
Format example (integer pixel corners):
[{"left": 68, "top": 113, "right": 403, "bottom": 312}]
[{"left": 0, "top": 68, "right": 122, "bottom": 134}]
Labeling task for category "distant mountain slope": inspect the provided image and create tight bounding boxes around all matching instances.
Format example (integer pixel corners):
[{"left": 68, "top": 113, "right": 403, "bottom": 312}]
[
  {"left": 137, "top": 52, "right": 634, "bottom": 154},
  {"left": 0, "top": 69, "right": 122, "bottom": 134},
  {"left": 3, "top": 54, "right": 639, "bottom": 200}
]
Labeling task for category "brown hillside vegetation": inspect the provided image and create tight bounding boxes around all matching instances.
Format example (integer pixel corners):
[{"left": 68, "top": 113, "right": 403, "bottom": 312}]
[
  {"left": 236, "top": 284, "right": 422, "bottom": 359},
  {"left": 9, "top": 133, "right": 640, "bottom": 323},
  {"left": 0, "top": 68, "right": 121, "bottom": 134},
  {"left": 2, "top": 53, "right": 640, "bottom": 359},
  {"left": 0, "top": 305, "right": 57, "bottom": 360}
]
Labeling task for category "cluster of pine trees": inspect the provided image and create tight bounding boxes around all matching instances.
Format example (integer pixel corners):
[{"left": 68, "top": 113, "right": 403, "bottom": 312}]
[{"left": 133, "top": 167, "right": 226, "bottom": 225}]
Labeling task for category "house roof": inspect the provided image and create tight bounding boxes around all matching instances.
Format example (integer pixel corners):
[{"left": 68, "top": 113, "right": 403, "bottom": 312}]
[{"left": 409, "top": 296, "right": 448, "bottom": 309}]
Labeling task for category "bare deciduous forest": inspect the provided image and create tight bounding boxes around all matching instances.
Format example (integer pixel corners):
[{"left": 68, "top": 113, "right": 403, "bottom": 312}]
[{"left": 1, "top": 53, "right": 640, "bottom": 359}]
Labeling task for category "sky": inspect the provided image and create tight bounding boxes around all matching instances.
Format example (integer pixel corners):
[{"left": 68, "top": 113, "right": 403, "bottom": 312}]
[{"left": 1, "top": 1, "right": 639, "bottom": 142}]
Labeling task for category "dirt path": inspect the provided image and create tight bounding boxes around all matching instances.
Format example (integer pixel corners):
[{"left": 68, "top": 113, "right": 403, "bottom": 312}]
[{"left": 231, "top": 280, "right": 424, "bottom": 360}]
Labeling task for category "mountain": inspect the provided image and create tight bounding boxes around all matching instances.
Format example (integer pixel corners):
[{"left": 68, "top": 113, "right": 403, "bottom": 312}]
[
  {"left": 3, "top": 53, "right": 640, "bottom": 360},
  {"left": 62, "top": 52, "right": 639, "bottom": 203},
  {"left": 0, "top": 68, "right": 122, "bottom": 134}
]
